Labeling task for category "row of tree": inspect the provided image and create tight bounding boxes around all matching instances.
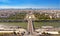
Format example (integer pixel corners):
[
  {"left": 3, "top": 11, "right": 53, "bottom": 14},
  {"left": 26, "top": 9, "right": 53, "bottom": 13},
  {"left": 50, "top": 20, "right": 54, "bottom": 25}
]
[
  {"left": 34, "top": 13, "right": 60, "bottom": 20},
  {"left": 0, "top": 12, "right": 27, "bottom": 20},
  {"left": 0, "top": 12, "right": 60, "bottom": 20}
]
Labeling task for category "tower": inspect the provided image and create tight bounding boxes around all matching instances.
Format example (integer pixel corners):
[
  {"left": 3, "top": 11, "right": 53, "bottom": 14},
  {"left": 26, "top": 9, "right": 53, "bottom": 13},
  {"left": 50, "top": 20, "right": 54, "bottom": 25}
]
[
  {"left": 27, "top": 11, "right": 35, "bottom": 35},
  {"left": 23, "top": 11, "right": 37, "bottom": 36}
]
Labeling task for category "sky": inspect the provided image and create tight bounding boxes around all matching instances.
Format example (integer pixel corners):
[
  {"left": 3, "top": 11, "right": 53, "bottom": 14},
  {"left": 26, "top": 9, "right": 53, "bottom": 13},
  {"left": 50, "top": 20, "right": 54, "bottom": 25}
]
[{"left": 0, "top": 0, "right": 59, "bottom": 9}]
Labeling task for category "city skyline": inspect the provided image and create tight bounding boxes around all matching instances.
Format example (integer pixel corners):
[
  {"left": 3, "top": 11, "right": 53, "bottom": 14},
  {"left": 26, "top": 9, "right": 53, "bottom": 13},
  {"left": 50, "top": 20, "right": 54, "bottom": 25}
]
[{"left": 0, "top": 0, "right": 59, "bottom": 9}]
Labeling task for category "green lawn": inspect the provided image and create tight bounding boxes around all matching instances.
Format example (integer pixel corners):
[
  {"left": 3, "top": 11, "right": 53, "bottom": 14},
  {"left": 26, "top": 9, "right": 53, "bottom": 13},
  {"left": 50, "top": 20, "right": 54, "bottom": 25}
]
[
  {"left": 0, "top": 22, "right": 27, "bottom": 29},
  {"left": 0, "top": 22, "right": 60, "bottom": 36},
  {"left": 0, "top": 22, "right": 60, "bottom": 29},
  {"left": 34, "top": 22, "right": 60, "bottom": 28}
]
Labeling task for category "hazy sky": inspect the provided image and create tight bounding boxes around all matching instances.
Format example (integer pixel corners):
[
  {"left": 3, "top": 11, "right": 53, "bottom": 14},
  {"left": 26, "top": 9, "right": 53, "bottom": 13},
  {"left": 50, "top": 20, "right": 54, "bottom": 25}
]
[{"left": 0, "top": 0, "right": 59, "bottom": 8}]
